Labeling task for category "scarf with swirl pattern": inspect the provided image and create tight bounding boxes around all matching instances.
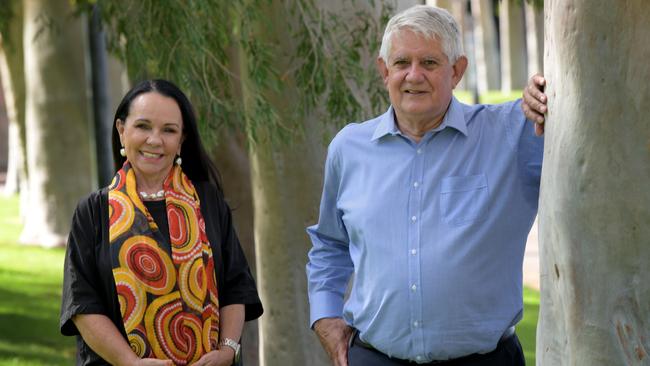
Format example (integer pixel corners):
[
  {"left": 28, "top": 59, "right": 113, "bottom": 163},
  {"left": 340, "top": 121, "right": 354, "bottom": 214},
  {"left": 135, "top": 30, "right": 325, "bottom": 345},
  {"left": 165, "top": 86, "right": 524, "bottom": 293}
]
[{"left": 108, "top": 162, "right": 219, "bottom": 365}]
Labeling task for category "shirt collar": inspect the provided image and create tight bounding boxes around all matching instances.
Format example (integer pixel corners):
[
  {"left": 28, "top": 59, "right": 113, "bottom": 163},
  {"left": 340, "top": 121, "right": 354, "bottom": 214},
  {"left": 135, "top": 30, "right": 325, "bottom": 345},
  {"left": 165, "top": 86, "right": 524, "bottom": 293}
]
[{"left": 371, "top": 97, "right": 468, "bottom": 141}]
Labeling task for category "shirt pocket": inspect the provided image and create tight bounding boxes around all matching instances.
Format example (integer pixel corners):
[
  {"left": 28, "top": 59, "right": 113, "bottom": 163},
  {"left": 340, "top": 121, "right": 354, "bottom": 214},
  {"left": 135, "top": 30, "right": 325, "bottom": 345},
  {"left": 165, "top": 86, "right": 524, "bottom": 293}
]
[{"left": 440, "top": 174, "right": 489, "bottom": 225}]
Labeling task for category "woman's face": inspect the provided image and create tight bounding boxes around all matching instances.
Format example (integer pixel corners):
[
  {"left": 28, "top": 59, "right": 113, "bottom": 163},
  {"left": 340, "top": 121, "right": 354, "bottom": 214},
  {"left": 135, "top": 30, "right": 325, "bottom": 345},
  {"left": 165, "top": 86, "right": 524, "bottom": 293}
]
[{"left": 116, "top": 92, "right": 184, "bottom": 184}]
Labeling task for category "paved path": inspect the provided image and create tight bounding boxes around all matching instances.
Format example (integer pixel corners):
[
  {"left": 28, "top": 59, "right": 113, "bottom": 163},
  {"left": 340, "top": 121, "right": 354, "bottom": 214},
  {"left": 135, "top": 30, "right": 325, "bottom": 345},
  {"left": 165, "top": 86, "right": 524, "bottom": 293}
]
[{"left": 523, "top": 217, "right": 540, "bottom": 290}]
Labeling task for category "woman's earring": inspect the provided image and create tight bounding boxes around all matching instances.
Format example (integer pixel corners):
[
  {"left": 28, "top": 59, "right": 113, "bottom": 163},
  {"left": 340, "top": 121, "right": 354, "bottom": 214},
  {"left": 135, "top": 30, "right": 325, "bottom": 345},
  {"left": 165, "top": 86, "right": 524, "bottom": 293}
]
[
  {"left": 120, "top": 147, "right": 126, "bottom": 157},
  {"left": 175, "top": 155, "right": 182, "bottom": 165}
]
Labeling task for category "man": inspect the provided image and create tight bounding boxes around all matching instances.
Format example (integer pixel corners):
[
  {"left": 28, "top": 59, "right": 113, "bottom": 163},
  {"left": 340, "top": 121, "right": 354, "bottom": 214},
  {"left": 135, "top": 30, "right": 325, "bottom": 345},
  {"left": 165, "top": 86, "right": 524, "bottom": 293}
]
[{"left": 307, "top": 5, "right": 544, "bottom": 366}]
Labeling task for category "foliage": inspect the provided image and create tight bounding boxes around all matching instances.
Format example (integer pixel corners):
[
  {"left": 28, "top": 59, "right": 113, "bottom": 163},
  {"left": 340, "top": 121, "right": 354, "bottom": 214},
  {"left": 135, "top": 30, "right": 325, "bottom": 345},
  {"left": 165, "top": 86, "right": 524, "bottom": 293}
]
[
  {"left": 0, "top": 195, "right": 75, "bottom": 365},
  {"left": 0, "top": 0, "right": 13, "bottom": 46},
  {"left": 75, "top": 0, "right": 394, "bottom": 146}
]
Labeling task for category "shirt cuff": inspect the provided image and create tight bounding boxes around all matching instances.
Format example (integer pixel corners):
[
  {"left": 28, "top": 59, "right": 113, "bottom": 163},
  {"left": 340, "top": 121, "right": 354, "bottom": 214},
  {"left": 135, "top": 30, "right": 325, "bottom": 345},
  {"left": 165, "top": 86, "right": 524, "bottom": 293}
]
[{"left": 309, "top": 290, "right": 345, "bottom": 328}]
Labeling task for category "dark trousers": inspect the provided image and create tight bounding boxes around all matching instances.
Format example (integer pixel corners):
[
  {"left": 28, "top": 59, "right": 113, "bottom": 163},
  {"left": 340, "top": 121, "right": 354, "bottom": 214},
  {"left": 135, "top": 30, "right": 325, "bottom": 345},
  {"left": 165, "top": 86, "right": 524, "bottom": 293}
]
[{"left": 348, "top": 333, "right": 525, "bottom": 366}]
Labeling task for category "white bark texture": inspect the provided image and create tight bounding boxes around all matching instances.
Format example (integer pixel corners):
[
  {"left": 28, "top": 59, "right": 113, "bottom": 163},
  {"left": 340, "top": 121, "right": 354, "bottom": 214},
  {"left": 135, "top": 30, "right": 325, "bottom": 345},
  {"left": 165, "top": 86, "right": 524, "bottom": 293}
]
[
  {"left": 538, "top": 1, "right": 650, "bottom": 365},
  {"left": 21, "top": 0, "right": 95, "bottom": 247}
]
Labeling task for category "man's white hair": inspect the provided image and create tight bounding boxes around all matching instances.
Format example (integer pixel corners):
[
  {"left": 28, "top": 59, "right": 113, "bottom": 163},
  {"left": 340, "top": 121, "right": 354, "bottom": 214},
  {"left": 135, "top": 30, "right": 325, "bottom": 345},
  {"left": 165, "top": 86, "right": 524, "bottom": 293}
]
[{"left": 379, "top": 5, "right": 464, "bottom": 63}]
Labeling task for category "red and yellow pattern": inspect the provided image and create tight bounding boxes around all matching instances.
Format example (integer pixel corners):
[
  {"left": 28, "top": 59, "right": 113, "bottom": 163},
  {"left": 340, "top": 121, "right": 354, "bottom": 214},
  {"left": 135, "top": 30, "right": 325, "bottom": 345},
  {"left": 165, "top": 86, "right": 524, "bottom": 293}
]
[{"left": 108, "top": 163, "right": 219, "bottom": 365}]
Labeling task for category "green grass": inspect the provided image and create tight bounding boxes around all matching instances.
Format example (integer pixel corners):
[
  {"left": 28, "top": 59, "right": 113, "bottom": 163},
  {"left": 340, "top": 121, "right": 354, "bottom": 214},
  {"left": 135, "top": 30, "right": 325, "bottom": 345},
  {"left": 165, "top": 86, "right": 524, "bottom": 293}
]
[
  {"left": 519, "top": 287, "right": 540, "bottom": 365},
  {"left": 455, "top": 89, "right": 523, "bottom": 105},
  {"left": 0, "top": 195, "right": 76, "bottom": 365}
]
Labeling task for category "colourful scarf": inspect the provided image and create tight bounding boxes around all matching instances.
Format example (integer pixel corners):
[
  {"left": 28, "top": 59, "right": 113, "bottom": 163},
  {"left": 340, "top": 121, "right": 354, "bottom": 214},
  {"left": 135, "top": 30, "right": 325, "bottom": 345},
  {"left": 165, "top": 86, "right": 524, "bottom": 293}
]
[{"left": 108, "top": 162, "right": 219, "bottom": 365}]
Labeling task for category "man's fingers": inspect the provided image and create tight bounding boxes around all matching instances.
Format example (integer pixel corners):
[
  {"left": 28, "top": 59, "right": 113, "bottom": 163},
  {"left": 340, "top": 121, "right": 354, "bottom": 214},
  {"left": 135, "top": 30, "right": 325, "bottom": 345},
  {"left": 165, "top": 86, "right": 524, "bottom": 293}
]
[
  {"left": 535, "top": 123, "right": 544, "bottom": 136},
  {"left": 523, "top": 89, "right": 547, "bottom": 115},
  {"left": 521, "top": 99, "right": 545, "bottom": 124},
  {"left": 532, "top": 74, "right": 546, "bottom": 88}
]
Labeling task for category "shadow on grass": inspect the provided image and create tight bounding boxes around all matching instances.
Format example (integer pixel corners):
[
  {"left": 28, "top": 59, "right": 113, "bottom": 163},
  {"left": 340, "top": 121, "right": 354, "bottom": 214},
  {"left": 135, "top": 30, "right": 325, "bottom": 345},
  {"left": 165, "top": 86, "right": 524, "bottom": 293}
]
[{"left": 0, "top": 278, "right": 75, "bottom": 365}]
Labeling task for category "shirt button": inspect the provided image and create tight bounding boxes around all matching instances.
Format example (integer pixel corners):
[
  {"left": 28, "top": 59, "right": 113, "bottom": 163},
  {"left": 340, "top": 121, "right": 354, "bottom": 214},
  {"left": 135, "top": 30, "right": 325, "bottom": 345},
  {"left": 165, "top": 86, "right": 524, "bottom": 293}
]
[
  {"left": 413, "top": 181, "right": 419, "bottom": 188},
  {"left": 410, "top": 249, "right": 417, "bottom": 255},
  {"left": 411, "top": 215, "right": 417, "bottom": 222},
  {"left": 411, "top": 284, "right": 417, "bottom": 291},
  {"left": 416, "top": 356, "right": 423, "bottom": 361},
  {"left": 416, "top": 148, "right": 422, "bottom": 154},
  {"left": 413, "top": 321, "right": 419, "bottom": 327}
]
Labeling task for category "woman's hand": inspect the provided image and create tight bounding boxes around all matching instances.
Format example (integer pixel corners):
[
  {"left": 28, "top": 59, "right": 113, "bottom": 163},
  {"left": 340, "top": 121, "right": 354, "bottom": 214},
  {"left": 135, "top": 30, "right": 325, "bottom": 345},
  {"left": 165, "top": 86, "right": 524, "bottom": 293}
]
[{"left": 190, "top": 349, "right": 236, "bottom": 366}]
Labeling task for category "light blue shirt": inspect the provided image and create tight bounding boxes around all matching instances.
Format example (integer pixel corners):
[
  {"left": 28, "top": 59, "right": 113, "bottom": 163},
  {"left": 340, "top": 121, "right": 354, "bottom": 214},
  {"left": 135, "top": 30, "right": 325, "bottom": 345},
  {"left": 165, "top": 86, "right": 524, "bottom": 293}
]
[{"left": 306, "top": 97, "right": 543, "bottom": 363}]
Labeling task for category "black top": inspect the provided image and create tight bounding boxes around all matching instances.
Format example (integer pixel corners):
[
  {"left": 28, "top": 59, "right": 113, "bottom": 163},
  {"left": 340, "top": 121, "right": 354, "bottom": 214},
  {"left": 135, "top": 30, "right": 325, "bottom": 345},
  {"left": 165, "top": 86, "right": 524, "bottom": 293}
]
[
  {"left": 60, "top": 181, "right": 263, "bottom": 365},
  {"left": 143, "top": 199, "right": 171, "bottom": 254}
]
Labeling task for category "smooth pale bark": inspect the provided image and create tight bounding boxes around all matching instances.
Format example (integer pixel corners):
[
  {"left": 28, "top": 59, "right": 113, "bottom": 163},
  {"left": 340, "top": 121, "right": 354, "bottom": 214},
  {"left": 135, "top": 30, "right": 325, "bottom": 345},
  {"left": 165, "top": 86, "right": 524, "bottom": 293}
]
[
  {"left": 0, "top": 0, "right": 27, "bottom": 199},
  {"left": 21, "top": 0, "right": 95, "bottom": 247},
  {"left": 249, "top": 127, "right": 328, "bottom": 366},
  {"left": 471, "top": 0, "right": 500, "bottom": 93},
  {"left": 524, "top": 2, "right": 544, "bottom": 75},
  {"left": 499, "top": 0, "right": 527, "bottom": 92},
  {"left": 241, "top": 2, "right": 329, "bottom": 363},
  {"left": 538, "top": 1, "right": 650, "bottom": 364}
]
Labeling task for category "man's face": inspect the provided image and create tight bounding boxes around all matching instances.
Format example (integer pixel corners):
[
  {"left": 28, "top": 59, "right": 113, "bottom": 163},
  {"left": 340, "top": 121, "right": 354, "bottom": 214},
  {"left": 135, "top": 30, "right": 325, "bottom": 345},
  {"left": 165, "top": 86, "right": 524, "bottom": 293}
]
[{"left": 378, "top": 30, "right": 466, "bottom": 126}]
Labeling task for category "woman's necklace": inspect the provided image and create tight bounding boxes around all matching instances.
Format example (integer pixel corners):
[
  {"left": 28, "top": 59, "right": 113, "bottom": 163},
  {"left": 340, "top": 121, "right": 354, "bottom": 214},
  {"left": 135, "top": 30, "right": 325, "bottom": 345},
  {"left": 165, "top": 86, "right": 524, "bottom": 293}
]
[{"left": 139, "top": 190, "right": 165, "bottom": 200}]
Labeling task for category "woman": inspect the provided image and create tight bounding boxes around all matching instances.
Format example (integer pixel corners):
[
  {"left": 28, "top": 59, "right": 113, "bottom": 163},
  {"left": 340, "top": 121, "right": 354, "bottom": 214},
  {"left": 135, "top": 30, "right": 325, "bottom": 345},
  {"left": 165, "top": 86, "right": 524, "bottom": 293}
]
[{"left": 60, "top": 79, "right": 263, "bottom": 366}]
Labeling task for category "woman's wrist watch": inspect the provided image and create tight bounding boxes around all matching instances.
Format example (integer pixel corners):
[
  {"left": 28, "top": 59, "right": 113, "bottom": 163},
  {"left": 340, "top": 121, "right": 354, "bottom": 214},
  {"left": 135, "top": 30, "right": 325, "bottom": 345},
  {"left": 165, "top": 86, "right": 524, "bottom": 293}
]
[{"left": 219, "top": 337, "right": 241, "bottom": 363}]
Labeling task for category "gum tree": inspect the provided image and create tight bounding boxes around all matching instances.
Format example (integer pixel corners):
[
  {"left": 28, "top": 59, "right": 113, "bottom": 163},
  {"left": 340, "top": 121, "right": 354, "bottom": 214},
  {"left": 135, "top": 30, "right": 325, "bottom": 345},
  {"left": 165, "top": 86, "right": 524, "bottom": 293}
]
[{"left": 538, "top": 1, "right": 650, "bottom": 364}]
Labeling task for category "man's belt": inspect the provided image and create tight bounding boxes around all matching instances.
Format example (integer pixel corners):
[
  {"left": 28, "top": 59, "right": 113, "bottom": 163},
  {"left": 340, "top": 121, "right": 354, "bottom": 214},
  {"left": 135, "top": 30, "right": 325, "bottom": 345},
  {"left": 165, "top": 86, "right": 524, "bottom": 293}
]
[{"left": 352, "top": 326, "right": 516, "bottom": 365}]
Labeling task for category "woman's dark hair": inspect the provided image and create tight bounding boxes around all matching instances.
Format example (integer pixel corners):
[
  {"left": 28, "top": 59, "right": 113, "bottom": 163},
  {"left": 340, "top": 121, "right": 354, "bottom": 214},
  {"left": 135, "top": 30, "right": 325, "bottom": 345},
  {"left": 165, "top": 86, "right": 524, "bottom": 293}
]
[{"left": 111, "top": 79, "right": 222, "bottom": 193}]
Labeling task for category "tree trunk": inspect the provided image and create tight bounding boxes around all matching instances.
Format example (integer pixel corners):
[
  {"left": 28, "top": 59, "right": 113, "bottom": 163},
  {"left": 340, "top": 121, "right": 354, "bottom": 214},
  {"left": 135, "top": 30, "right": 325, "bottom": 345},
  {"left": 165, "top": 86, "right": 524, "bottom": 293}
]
[
  {"left": 21, "top": 0, "right": 96, "bottom": 247},
  {"left": 240, "top": 1, "right": 329, "bottom": 363},
  {"left": 538, "top": 1, "right": 650, "bottom": 364},
  {"left": 212, "top": 134, "right": 260, "bottom": 366},
  {"left": 499, "top": 0, "right": 527, "bottom": 92},
  {"left": 249, "top": 127, "right": 328, "bottom": 366},
  {"left": 524, "top": 2, "right": 543, "bottom": 76},
  {"left": 0, "top": 0, "right": 27, "bottom": 200},
  {"left": 471, "top": 0, "right": 500, "bottom": 93}
]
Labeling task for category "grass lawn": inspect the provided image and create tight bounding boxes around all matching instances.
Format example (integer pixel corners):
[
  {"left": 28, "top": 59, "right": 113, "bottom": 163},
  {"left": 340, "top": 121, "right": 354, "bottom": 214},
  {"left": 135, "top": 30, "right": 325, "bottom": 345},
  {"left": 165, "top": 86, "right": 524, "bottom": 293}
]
[
  {"left": 519, "top": 287, "right": 540, "bottom": 365},
  {"left": 0, "top": 195, "right": 76, "bottom": 365}
]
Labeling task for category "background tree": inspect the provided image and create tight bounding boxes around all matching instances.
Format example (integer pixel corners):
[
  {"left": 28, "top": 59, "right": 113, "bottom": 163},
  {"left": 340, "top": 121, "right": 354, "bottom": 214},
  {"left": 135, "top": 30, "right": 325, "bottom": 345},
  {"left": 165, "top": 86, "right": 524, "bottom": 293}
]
[
  {"left": 19, "top": 0, "right": 95, "bottom": 247},
  {"left": 499, "top": 0, "right": 527, "bottom": 92},
  {"left": 538, "top": 1, "right": 649, "bottom": 364},
  {"left": 0, "top": 0, "right": 27, "bottom": 204}
]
